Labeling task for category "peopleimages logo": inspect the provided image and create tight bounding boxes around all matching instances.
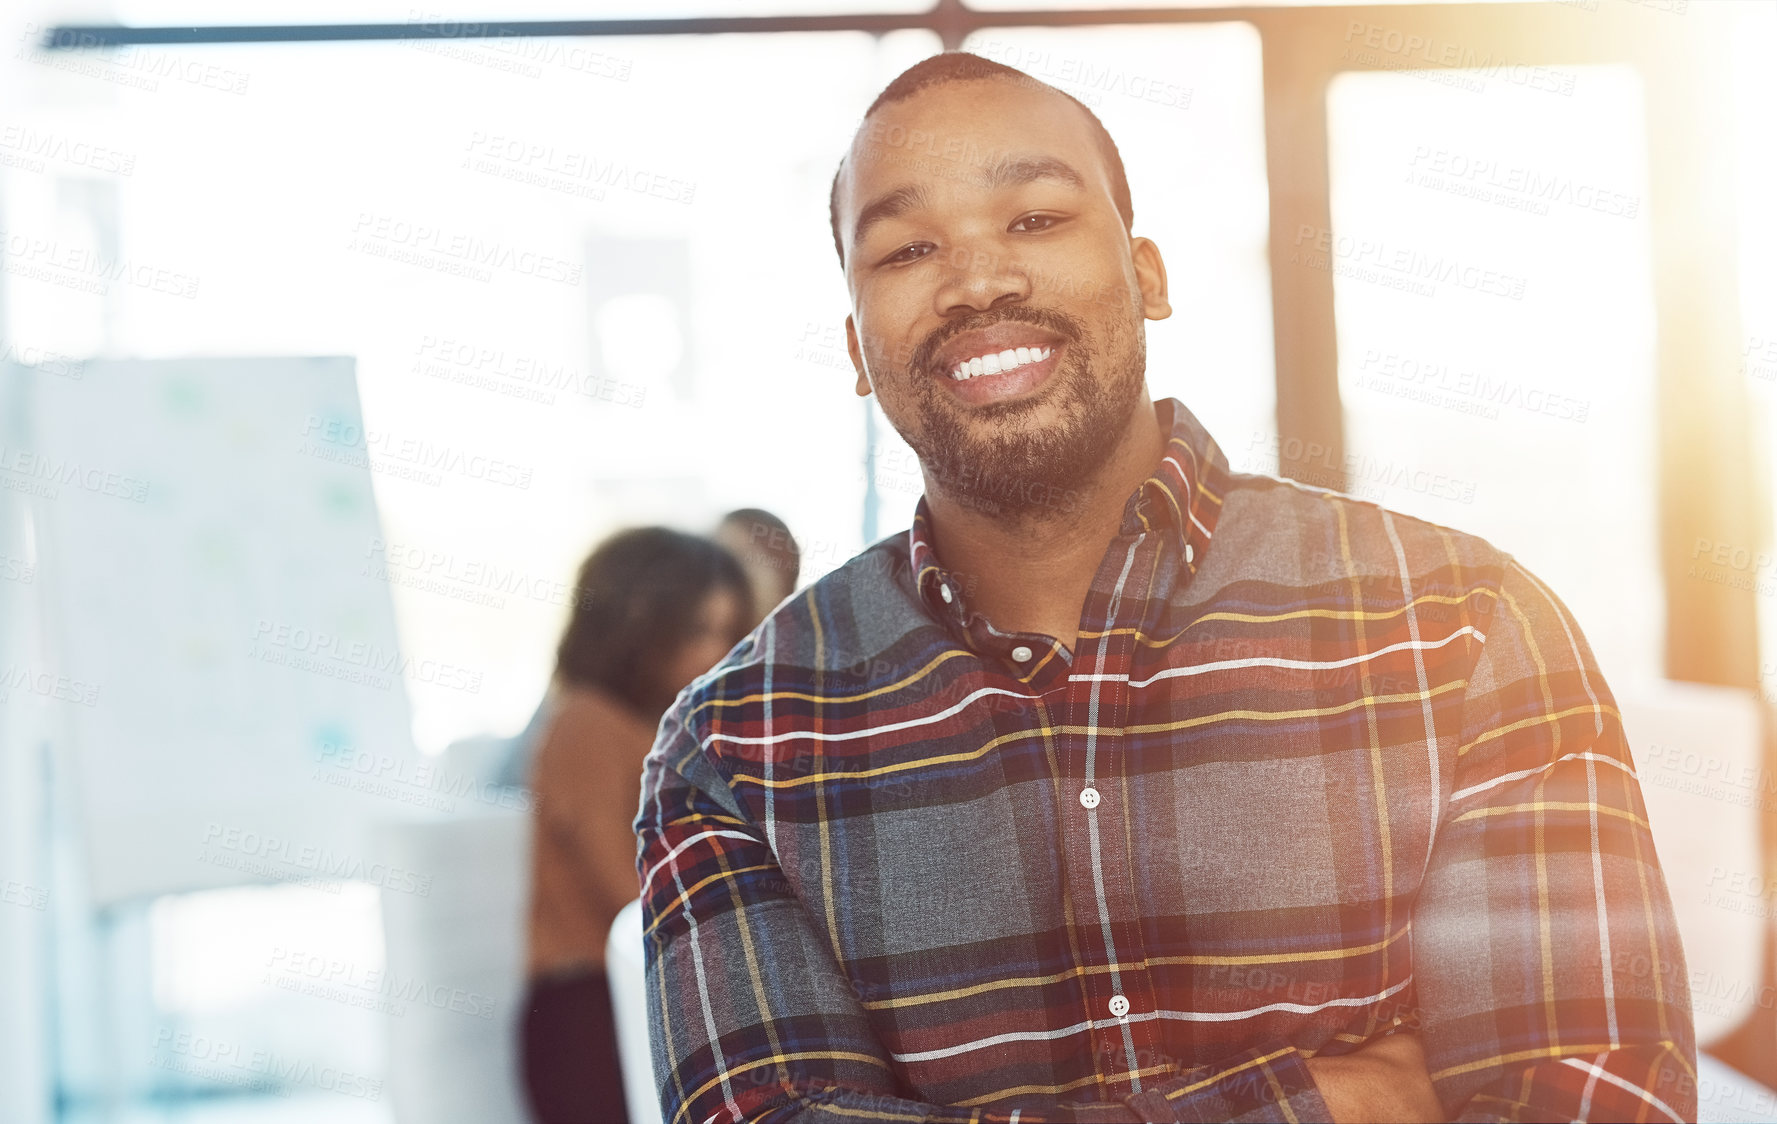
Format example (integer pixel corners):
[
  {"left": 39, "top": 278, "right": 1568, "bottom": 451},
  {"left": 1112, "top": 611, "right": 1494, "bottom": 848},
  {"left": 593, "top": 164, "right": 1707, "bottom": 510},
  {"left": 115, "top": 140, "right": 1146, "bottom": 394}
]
[
  {"left": 150, "top": 1029, "right": 382, "bottom": 1101},
  {"left": 0, "top": 229, "right": 200, "bottom": 299},
  {"left": 1356, "top": 348, "right": 1591, "bottom": 423},
  {"left": 0, "top": 440, "right": 150, "bottom": 502},
  {"left": 1405, "top": 146, "right": 1639, "bottom": 220},
  {"left": 1339, "top": 20, "right": 1578, "bottom": 96},
  {"left": 411, "top": 334, "right": 647, "bottom": 408},
  {"left": 1, "top": 877, "right": 48, "bottom": 911},
  {"left": 199, "top": 823, "right": 432, "bottom": 896},
  {"left": 363, "top": 537, "right": 591, "bottom": 613},
  {"left": 1245, "top": 432, "right": 1478, "bottom": 505},
  {"left": 402, "top": 10, "right": 633, "bottom": 82},
  {"left": 462, "top": 132, "right": 696, "bottom": 204},
  {"left": 248, "top": 618, "right": 484, "bottom": 695},
  {"left": 347, "top": 212, "right": 581, "bottom": 286},
  {"left": 265, "top": 947, "right": 496, "bottom": 1020},
  {"left": 0, "top": 339, "right": 84, "bottom": 379},
  {"left": 0, "top": 662, "right": 101, "bottom": 706},
  {"left": 313, "top": 734, "right": 534, "bottom": 815},
  {"left": 968, "top": 40, "right": 1193, "bottom": 110},
  {"left": 1290, "top": 224, "right": 1527, "bottom": 301},
  {"left": 18, "top": 22, "right": 254, "bottom": 96},
  {"left": 299, "top": 415, "right": 533, "bottom": 490}
]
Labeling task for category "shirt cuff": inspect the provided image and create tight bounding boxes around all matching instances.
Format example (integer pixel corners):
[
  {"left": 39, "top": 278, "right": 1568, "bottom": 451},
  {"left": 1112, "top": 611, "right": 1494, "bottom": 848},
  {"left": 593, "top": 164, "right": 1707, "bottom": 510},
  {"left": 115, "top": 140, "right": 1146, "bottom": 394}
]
[{"left": 1123, "top": 1040, "right": 1331, "bottom": 1124}]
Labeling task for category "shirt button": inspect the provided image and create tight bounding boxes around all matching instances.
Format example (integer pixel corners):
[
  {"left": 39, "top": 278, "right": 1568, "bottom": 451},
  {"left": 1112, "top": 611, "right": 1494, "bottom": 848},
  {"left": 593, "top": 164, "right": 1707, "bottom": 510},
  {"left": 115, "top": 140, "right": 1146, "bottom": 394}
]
[
  {"left": 939, "top": 584, "right": 953, "bottom": 604},
  {"left": 1185, "top": 542, "right": 1196, "bottom": 565},
  {"left": 1079, "top": 787, "right": 1101, "bottom": 809},
  {"left": 1108, "top": 994, "right": 1130, "bottom": 1018},
  {"left": 1010, "top": 644, "right": 1033, "bottom": 662}
]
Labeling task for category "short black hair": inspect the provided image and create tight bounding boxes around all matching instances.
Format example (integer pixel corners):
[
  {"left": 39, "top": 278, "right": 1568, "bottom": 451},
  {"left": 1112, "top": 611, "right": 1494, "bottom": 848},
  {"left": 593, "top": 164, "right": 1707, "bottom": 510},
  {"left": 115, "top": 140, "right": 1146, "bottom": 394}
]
[
  {"left": 717, "top": 507, "right": 801, "bottom": 587},
  {"left": 555, "top": 526, "right": 752, "bottom": 716},
  {"left": 828, "top": 50, "right": 1136, "bottom": 267}
]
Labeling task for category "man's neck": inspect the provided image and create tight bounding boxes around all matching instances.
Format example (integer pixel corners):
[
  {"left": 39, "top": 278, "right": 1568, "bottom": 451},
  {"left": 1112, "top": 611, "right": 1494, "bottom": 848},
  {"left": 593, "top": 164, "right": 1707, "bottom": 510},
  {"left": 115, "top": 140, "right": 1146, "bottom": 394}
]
[{"left": 920, "top": 394, "right": 1165, "bottom": 652}]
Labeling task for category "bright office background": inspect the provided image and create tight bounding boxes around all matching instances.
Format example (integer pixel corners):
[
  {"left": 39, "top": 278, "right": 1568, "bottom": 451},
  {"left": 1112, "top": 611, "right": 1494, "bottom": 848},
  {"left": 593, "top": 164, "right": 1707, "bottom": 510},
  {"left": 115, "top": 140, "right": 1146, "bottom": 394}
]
[{"left": 0, "top": 0, "right": 1773, "bottom": 1121}]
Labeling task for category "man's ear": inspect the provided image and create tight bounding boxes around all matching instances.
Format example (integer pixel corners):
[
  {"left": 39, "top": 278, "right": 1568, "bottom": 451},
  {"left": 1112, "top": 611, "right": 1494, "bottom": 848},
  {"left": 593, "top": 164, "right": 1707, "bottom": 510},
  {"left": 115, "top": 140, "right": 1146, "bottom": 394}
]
[
  {"left": 1131, "top": 236, "right": 1172, "bottom": 321},
  {"left": 845, "top": 315, "right": 872, "bottom": 397}
]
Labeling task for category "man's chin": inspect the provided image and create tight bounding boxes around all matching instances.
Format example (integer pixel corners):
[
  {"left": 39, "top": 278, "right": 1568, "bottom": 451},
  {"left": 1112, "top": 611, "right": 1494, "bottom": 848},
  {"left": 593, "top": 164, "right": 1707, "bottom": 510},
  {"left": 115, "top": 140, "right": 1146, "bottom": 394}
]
[
  {"left": 904, "top": 353, "right": 1140, "bottom": 519},
  {"left": 934, "top": 464, "right": 1092, "bottom": 524},
  {"left": 922, "top": 425, "right": 1102, "bottom": 521},
  {"left": 949, "top": 396, "right": 1073, "bottom": 443}
]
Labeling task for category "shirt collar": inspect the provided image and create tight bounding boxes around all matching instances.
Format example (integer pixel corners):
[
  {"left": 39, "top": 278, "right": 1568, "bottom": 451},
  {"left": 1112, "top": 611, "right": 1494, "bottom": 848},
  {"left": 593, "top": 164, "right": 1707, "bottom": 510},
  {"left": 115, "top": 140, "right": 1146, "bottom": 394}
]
[{"left": 907, "top": 396, "right": 1229, "bottom": 624}]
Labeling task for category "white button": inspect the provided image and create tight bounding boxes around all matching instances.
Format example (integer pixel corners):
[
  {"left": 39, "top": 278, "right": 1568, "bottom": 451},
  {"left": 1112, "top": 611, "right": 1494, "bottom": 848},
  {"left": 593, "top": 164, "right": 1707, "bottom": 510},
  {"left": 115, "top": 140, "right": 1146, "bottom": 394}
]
[
  {"left": 1010, "top": 644, "right": 1033, "bottom": 662},
  {"left": 1185, "top": 543, "right": 1196, "bottom": 565},
  {"left": 1079, "top": 787, "right": 1101, "bottom": 809},
  {"left": 1108, "top": 994, "right": 1130, "bottom": 1018},
  {"left": 939, "top": 584, "right": 953, "bottom": 604}
]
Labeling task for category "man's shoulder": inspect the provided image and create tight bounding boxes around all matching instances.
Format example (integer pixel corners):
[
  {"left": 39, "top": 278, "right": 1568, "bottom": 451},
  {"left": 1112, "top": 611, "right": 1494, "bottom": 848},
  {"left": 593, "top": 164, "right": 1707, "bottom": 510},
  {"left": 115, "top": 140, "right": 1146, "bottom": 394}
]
[
  {"left": 1214, "top": 466, "right": 1513, "bottom": 600},
  {"left": 760, "top": 527, "right": 924, "bottom": 661},
  {"left": 671, "top": 529, "right": 928, "bottom": 719}
]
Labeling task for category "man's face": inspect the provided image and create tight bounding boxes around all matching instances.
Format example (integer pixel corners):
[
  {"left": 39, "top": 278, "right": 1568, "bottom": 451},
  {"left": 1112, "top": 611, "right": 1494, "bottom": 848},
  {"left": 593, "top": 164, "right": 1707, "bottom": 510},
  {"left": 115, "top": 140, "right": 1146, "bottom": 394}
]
[{"left": 836, "top": 77, "right": 1171, "bottom": 520}]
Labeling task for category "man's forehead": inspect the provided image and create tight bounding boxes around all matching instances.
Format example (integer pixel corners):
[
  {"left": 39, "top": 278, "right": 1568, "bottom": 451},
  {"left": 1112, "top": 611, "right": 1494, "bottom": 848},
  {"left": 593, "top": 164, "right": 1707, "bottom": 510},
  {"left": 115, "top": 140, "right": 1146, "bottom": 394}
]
[{"left": 840, "top": 77, "right": 1101, "bottom": 196}]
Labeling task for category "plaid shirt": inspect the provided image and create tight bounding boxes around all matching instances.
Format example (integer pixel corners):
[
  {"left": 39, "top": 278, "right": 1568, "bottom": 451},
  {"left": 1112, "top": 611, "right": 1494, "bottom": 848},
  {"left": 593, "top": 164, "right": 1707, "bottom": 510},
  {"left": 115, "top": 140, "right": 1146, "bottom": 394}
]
[{"left": 635, "top": 397, "right": 1696, "bottom": 1124}]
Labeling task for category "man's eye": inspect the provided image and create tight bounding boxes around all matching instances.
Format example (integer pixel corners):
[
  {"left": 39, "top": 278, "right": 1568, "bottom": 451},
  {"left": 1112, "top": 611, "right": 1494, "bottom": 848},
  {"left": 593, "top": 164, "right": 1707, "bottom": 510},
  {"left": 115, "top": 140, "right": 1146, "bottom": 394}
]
[
  {"left": 883, "top": 243, "right": 933, "bottom": 265},
  {"left": 1012, "top": 213, "right": 1061, "bottom": 233}
]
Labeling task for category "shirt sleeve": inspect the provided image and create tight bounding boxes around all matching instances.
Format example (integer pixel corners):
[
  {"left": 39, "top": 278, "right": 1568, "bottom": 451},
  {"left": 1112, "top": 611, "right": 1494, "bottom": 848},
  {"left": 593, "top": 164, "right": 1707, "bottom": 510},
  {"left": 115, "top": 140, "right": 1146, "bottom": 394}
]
[
  {"left": 633, "top": 679, "right": 1330, "bottom": 1124},
  {"left": 1413, "top": 558, "right": 1699, "bottom": 1122},
  {"left": 1121, "top": 1045, "right": 1330, "bottom": 1123}
]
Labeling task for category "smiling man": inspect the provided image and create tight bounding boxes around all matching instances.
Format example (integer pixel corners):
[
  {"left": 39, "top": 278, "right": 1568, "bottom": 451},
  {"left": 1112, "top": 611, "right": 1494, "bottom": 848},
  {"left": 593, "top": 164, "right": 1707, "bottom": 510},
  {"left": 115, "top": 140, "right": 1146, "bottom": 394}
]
[{"left": 635, "top": 52, "right": 1695, "bottom": 1124}]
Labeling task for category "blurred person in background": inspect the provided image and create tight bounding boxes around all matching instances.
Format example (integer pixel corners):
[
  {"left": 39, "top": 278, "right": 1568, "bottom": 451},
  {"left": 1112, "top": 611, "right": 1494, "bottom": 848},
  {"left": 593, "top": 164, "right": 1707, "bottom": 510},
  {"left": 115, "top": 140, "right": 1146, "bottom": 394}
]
[
  {"left": 520, "top": 526, "right": 752, "bottom": 1124},
  {"left": 490, "top": 514, "right": 788, "bottom": 791},
  {"left": 713, "top": 507, "right": 802, "bottom": 631}
]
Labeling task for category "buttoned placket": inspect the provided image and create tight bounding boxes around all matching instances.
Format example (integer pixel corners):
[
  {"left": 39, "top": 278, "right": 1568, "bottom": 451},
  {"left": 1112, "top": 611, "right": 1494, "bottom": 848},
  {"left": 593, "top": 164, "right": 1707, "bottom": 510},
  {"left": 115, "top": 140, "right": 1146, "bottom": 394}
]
[
  {"left": 1059, "top": 512, "right": 1165, "bottom": 1098},
  {"left": 911, "top": 469, "right": 1198, "bottom": 1098}
]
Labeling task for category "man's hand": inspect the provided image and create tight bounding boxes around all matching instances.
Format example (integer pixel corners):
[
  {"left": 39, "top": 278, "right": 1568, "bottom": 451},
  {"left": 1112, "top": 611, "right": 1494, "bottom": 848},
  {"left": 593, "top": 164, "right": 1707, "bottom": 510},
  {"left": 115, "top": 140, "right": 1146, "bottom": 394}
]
[{"left": 1304, "top": 1033, "right": 1445, "bottom": 1123}]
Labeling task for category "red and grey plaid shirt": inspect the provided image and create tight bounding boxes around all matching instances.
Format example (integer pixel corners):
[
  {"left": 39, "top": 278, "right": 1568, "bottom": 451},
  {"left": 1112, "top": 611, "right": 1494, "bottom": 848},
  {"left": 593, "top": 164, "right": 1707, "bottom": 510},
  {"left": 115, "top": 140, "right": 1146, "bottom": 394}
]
[{"left": 635, "top": 397, "right": 1696, "bottom": 1123}]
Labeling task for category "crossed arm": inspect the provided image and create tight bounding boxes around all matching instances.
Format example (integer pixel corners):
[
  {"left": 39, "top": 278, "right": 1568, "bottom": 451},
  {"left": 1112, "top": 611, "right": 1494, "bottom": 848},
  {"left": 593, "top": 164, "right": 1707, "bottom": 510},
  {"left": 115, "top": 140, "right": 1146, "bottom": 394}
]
[
  {"left": 632, "top": 739, "right": 1332, "bottom": 1124},
  {"left": 1407, "top": 561, "right": 1697, "bottom": 1121},
  {"left": 632, "top": 561, "right": 1696, "bottom": 1124}
]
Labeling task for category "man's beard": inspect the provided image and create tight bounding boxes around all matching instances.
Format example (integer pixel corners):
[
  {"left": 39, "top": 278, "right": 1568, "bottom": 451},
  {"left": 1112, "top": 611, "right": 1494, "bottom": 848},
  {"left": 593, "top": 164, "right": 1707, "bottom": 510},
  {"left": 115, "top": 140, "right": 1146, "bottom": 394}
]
[{"left": 895, "top": 301, "right": 1147, "bottom": 526}]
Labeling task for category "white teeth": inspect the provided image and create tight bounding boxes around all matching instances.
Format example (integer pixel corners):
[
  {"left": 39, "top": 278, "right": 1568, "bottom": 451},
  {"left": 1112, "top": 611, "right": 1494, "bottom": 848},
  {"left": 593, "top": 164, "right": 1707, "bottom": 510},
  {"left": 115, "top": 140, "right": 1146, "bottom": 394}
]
[{"left": 948, "top": 345, "right": 1055, "bottom": 380}]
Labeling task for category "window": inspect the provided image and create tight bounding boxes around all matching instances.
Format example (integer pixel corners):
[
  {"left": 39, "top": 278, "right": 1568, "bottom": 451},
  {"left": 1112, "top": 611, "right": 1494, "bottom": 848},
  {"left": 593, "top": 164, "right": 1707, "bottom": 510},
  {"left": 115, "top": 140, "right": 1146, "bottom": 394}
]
[{"left": 1326, "top": 62, "right": 1660, "bottom": 685}]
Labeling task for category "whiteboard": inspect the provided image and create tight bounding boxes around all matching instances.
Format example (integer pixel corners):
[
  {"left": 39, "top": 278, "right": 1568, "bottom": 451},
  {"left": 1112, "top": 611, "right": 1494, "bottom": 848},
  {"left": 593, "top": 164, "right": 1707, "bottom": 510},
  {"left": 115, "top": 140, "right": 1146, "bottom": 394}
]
[{"left": 23, "top": 357, "right": 438, "bottom": 907}]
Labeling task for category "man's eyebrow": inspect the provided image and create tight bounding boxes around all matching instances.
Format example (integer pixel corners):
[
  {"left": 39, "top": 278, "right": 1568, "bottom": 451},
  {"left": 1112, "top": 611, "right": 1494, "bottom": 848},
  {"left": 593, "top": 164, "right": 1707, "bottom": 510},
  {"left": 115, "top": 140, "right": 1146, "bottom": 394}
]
[
  {"left": 851, "top": 183, "right": 933, "bottom": 254},
  {"left": 848, "top": 155, "right": 1086, "bottom": 253},
  {"left": 979, "top": 154, "right": 1086, "bottom": 193}
]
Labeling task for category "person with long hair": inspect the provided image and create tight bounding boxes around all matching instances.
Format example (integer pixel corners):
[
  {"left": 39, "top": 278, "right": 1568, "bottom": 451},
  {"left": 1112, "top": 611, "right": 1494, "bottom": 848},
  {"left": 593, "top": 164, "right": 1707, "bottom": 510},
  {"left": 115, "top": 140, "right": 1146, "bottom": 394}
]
[{"left": 520, "top": 526, "right": 752, "bottom": 1124}]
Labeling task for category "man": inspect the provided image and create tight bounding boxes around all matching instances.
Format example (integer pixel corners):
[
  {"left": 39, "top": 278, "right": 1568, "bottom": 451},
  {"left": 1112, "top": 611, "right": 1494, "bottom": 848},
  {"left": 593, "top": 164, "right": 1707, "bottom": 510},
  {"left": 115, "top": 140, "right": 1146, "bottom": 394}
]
[{"left": 635, "top": 51, "right": 1695, "bottom": 1123}]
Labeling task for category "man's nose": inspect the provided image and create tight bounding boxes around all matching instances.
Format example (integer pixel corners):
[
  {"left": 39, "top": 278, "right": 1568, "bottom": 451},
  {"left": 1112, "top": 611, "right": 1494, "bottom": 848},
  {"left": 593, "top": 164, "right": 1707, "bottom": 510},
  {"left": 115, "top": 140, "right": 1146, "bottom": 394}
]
[{"left": 933, "top": 244, "right": 1031, "bottom": 315}]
